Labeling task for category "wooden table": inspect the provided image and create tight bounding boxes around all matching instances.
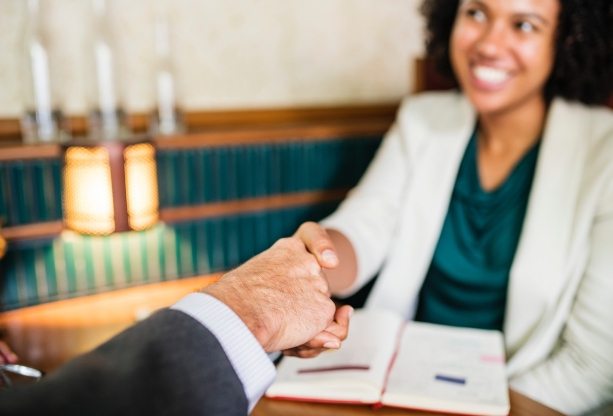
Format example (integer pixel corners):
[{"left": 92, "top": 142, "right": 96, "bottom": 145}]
[
  {"left": 0, "top": 275, "right": 221, "bottom": 372},
  {"left": 252, "top": 390, "right": 565, "bottom": 415},
  {"left": 0, "top": 276, "right": 565, "bottom": 415}
]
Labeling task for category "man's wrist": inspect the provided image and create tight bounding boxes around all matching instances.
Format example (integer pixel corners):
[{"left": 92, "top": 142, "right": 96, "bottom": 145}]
[
  {"left": 171, "top": 293, "right": 276, "bottom": 412},
  {"left": 200, "top": 284, "right": 271, "bottom": 352}
]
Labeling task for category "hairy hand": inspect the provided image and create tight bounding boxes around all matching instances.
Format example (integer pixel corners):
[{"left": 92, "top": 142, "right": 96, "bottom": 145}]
[{"left": 202, "top": 237, "right": 338, "bottom": 353}]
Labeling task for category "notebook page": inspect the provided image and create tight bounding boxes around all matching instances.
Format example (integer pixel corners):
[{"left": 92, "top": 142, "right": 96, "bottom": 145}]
[
  {"left": 382, "top": 322, "right": 509, "bottom": 415},
  {"left": 266, "top": 309, "right": 404, "bottom": 403}
]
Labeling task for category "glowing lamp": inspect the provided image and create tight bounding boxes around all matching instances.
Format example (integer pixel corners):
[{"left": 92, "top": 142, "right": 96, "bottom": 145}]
[{"left": 62, "top": 138, "right": 159, "bottom": 235}]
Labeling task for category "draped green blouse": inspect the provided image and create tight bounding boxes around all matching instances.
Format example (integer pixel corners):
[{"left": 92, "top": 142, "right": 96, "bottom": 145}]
[{"left": 414, "top": 130, "right": 540, "bottom": 331}]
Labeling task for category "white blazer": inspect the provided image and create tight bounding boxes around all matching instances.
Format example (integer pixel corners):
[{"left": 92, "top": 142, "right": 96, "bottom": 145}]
[{"left": 321, "top": 91, "right": 613, "bottom": 414}]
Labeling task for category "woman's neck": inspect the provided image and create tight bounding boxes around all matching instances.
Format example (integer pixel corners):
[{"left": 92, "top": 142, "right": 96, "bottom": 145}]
[
  {"left": 474, "top": 94, "right": 548, "bottom": 191},
  {"left": 477, "top": 95, "right": 548, "bottom": 155}
]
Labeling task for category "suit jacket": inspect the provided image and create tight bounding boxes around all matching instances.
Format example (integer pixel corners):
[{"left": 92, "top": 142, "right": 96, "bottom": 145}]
[
  {"left": 0, "top": 309, "right": 248, "bottom": 416},
  {"left": 321, "top": 91, "right": 613, "bottom": 414}
]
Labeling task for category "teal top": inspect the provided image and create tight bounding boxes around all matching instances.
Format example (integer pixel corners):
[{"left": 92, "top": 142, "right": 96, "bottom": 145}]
[{"left": 414, "top": 130, "right": 540, "bottom": 331}]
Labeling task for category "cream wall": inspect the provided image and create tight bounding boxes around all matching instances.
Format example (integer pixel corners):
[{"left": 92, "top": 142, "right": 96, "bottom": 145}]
[{"left": 0, "top": 0, "right": 424, "bottom": 117}]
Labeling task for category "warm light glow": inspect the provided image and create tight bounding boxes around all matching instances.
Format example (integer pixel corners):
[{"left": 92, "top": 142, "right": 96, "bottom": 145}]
[
  {"left": 63, "top": 147, "right": 115, "bottom": 235},
  {"left": 124, "top": 143, "right": 159, "bottom": 231}
]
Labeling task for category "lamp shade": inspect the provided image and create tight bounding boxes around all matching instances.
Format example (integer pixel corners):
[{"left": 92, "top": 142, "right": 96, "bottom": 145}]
[{"left": 62, "top": 138, "right": 159, "bottom": 235}]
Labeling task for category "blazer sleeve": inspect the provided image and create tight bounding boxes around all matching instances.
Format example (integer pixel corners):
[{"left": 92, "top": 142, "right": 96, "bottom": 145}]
[
  {"left": 320, "top": 114, "right": 412, "bottom": 296},
  {"left": 509, "top": 156, "right": 613, "bottom": 415},
  {"left": 0, "top": 309, "right": 250, "bottom": 416}
]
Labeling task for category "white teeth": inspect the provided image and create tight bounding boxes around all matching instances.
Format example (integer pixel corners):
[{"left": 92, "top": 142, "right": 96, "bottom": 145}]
[{"left": 473, "top": 66, "right": 510, "bottom": 84}]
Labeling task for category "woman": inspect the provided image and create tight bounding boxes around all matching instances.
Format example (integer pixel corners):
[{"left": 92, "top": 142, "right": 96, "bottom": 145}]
[{"left": 287, "top": 0, "right": 613, "bottom": 413}]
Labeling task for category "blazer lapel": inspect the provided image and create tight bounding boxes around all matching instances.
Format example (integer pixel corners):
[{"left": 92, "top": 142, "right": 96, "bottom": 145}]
[
  {"left": 407, "top": 97, "right": 477, "bottom": 276},
  {"left": 505, "top": 98, "right": 589, "bottom": 360},
  {"left": 367, "top": 93, "right": 476, "bottom": 317}
]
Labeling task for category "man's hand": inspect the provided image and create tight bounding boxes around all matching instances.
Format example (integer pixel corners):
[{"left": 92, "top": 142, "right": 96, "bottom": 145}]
[{"left": 202, "top": 237, "right": 342, "bottom": 353}]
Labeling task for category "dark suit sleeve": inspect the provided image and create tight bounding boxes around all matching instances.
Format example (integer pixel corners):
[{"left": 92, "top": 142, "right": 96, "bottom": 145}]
[{"left": 0, "top": 309, "right": 249, "bottom": 416}]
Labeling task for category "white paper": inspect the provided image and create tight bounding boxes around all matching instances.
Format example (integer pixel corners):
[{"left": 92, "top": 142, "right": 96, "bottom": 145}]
[
  {"left": 266, "top": 309, "right": 403, "bottom": 403},
  {"left": 382, "top": 322, "right": 509, "bottom": 415}
]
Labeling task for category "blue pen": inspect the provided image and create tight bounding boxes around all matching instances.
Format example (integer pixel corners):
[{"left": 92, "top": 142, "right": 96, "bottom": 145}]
[{"left": 435, "top": 374, "right": 466, "bottom": 385}]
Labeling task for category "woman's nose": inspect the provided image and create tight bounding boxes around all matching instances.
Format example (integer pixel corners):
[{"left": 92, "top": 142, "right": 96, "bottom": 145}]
[{"left": 476, "top": 23, "right": 508, "bottom": 57}]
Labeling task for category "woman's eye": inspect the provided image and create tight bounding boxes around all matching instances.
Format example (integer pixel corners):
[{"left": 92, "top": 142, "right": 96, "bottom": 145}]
[
  {"left": 467, "top": 8, "right": 486, "bottom": 22},
  {"left": 516, "top": 21, "right": 535, "bottom": 33}
]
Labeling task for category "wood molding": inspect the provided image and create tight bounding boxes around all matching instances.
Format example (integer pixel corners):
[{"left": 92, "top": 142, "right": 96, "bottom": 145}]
[
  {"left": 0, "top": 120, "right": 385, "bottom": 161},
  {"left": 185, "top": 104, "right": 397, "bottom": 128},
  {"left": 0, "top": 107, "right": 392, "bottom": 159},
  {"left": 0, "top": 143, "right": 61, "bottom": 161},
  {"left": 1, "top": 191, "right": 347, "bottom": 241},
  {"left": 0, "top": 104, "right": 398, "bottom": 141},
  {"left": 154, "top": 119, "right": 389, "bottom": 149},
  {"left": 0, "top": 118, "right": 22, "bottom": 142},
  {"left": 131, "top": 104, "right": 398, "bottom": 132},
  {"left": 413, "top": 57, "right": 458, "bottom": 93},
  {"left": 1, "top": 221, "right": 64, "bottom": 242},
  {"left": 0, "top": 120, "right": 387, "bottom": 161},
  {"left": 160, "top": 190, "right": 348, "bottom": 223}
]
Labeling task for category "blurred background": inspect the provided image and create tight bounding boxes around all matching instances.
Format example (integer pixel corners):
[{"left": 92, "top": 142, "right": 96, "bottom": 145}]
[
  {"left": 0, "top": 0, "right": 424, "bottom": 117},
  {"left": 0, "top": 0, "right": 430, "bottom": 378}
]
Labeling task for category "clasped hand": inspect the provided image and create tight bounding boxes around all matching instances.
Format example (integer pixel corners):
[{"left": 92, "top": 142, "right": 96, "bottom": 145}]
[{"left": 203, "top": 224, "right": 352, "bottom": 358}]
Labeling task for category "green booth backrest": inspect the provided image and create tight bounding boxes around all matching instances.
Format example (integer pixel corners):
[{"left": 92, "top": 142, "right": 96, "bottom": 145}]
[{"left": 0, "top": 135, "right": 382, "bottom": 310}]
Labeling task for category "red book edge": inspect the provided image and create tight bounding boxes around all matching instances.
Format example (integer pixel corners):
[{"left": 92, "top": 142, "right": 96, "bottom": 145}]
[{"left": 266, "top": 395, "right": 373, "bottom": 405}]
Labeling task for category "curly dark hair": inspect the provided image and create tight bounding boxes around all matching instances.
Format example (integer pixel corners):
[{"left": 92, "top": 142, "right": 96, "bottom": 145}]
[{"left": 421, "top": 0, "right": 613, "bottom": 105}]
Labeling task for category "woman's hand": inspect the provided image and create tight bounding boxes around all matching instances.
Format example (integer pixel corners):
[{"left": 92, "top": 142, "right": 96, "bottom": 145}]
[
  {"left": 293, "top": 221, "right": 359, "bottom": 296},
  {"left": 293, "top": 222, "right": 340, "bottom": 269},
  {"left": 282, "top": 304, "right": 353, "bottom": 358},
  {"left": 0, "top": 340, "right": 18, "bottom": 364},
  {"left": 283, "top": 222, "right": 358, "bottom": 358}
]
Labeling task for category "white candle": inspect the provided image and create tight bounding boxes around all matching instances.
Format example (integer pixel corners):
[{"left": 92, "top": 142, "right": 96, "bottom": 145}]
[
  {"left": 157, "top": 71, "right": 176, "bottom": 134},
  {"left": 95, "top": 41, "right": 118, "bottom": 132},
  {"left": 29, "top": 42, "right": 54, "bottom": 141}
]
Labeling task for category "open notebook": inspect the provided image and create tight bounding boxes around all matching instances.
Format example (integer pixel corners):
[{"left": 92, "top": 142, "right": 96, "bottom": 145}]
[{"left": 266, "top": 309, "right": 510, "bottom": 416}]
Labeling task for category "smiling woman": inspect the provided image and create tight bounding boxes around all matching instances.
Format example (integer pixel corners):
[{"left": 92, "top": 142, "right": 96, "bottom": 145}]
[
  {"left": 449, "top": 0, "right": 559, "bottom": 190},
  {"left": 287, "top": 0, "right": 613, "bottom": 414},
  {"left": 423, "top": 0, "right": 613, "bottom": 105},
  {"left": 450, "top": 0, "right": 558, "bottom": 117}
]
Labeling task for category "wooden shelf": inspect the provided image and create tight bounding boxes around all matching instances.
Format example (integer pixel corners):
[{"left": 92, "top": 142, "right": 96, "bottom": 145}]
[
  {"left": 0, "top": 106, "right": 387, "bottom": 242},
  {"left": 0, "top": 104, "right": 397, "bottom": 144},
  {"left": 0, "top": 106, "right": 393, "bottom": 161},
  {"left": 160, "top": 189, "right": 348, "bottom": 223},
  {"left": 0, "top": 143, "right": 61, "bottom": 161},
  {"left": 154, "top": 119, "right": 388, "bottom": 149},
  {"left": 0, "top": 190, "right": 348, "bottom": 241},
  {"left": 0, "top": 221, "right": 64, "bottom": 242}
]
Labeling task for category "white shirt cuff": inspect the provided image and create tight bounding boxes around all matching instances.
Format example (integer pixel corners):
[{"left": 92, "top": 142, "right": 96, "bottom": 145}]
[{"left": 171, "top": 292, "right": 276, "bottom": 413}]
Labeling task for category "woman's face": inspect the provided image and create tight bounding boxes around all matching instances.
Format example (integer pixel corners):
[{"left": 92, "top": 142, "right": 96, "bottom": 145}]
[{"left": 450, "top": 0, "right": 560, "bottom": 116}]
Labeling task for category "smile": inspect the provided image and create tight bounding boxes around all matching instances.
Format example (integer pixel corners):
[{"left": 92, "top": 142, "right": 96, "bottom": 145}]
[{"left": 472, "top": 66, "right": 511, "bottom": 85}]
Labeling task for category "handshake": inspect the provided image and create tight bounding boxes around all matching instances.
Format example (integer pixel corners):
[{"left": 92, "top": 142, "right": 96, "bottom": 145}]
[
  {"left": 0, "top": 222, "right": 351, "bottom": 416},
  {"left": 203, "top": 222, "right": 353, "bottom": 358}
]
